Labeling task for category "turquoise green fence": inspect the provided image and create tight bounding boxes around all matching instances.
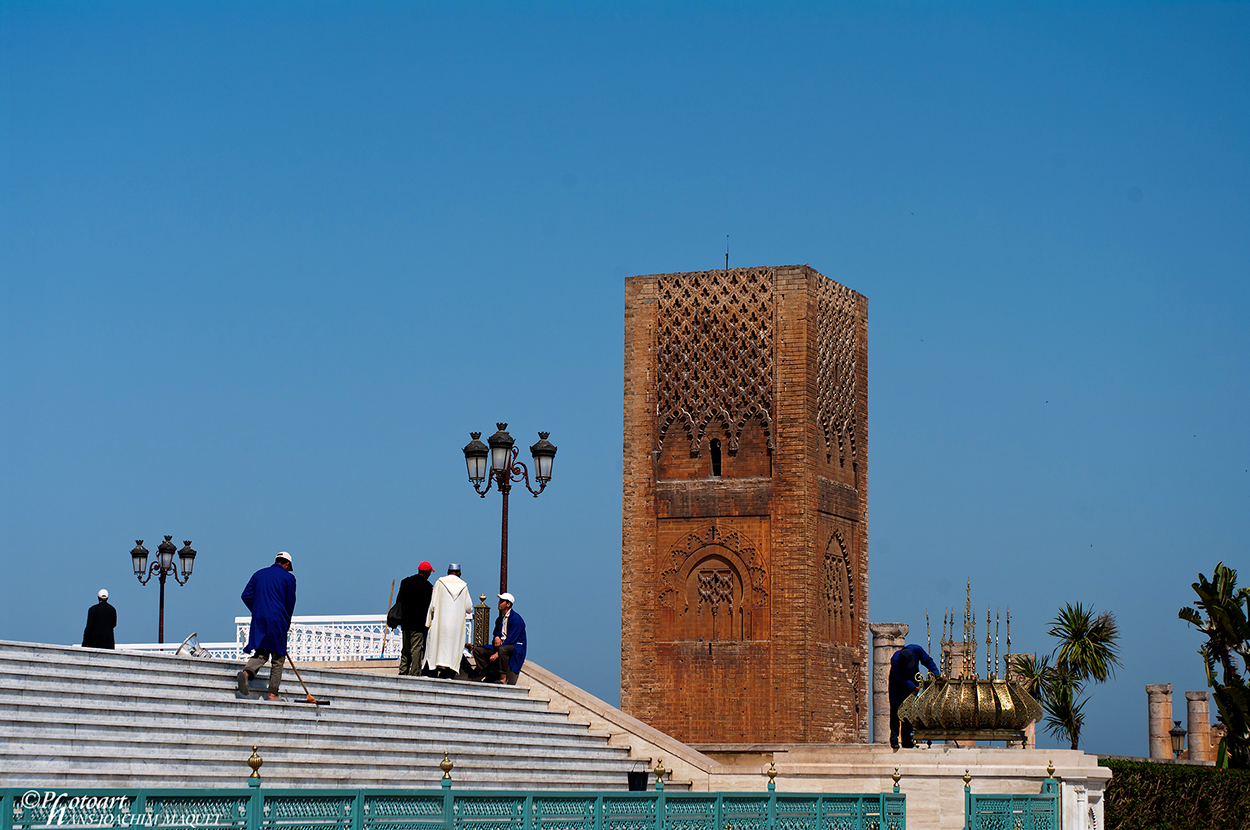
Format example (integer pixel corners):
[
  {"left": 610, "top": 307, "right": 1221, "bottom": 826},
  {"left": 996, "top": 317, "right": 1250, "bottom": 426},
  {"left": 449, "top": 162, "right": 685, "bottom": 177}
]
[
  {"left": 2, "top": 784, "right": 905, "bottom": 830},
  {"left": 964, "top": 775, "right": 1059, "bottom": 830}
]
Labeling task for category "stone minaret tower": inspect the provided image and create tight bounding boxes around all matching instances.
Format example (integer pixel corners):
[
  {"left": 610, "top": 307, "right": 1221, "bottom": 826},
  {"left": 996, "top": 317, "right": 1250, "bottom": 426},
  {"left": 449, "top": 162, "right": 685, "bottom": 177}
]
[{"left": 622, "top": 265, "right": 869, "bottom": 744}]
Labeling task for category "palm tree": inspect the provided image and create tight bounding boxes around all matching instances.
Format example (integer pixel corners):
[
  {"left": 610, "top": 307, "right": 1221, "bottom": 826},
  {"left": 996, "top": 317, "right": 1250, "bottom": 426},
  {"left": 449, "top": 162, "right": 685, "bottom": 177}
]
[
  {"left": 1015, "top": 603, "right": 1122, "bottom": 750},
  {"left": 1050, "top": 602, "right": 1123, "bottom": 683},
  {"left": 1042, "top": 667, "right": 1088, "bottom": 751},
  {"left": 1179, "top": 562, "right": 1250, "bottom": 769}
]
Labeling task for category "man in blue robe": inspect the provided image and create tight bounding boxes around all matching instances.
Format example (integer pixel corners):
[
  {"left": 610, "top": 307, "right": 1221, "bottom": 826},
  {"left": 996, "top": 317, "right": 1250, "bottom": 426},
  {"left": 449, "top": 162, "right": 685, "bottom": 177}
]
[
  {"left": 237, "top": 551, "right": 297, "bottom": 700},
  {"left": 889, "top": 643, "right": 939, "bottom": 749}
]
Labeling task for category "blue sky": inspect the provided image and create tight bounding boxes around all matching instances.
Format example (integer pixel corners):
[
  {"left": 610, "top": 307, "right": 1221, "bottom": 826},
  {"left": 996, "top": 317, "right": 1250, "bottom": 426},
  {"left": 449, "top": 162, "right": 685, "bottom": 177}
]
[{"left": 1, "top": 2, "right": 1247, "bottom": 757}]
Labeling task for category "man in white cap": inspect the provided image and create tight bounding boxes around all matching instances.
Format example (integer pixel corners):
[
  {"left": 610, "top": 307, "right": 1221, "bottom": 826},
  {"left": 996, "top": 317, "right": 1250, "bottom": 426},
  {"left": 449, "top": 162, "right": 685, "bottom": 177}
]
[
  {"left": 238, "top": 551, "right": 296, "bottom": 699},
  {"left": 469, "top": 592, "right": 527, "bottom": 685},
  {"left": 423, "top": 563, "right": 472, "bottom": 678},
  {"left": 82, "top": 589, "right": 116, "bottom": 650}
]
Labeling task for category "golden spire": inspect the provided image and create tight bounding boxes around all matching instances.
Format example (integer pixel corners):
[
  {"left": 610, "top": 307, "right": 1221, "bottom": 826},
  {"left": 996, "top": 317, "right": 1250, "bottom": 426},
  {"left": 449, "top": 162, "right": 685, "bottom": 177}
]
[
  {"left": 1004, "top": 607, "right": 1012, "bottom": 678},
  {"left": 985, "top": 607, "right": 992, "bottom": 679},
  {"left": 994, "top": 608, "right": 1001, "bottom": 679}
]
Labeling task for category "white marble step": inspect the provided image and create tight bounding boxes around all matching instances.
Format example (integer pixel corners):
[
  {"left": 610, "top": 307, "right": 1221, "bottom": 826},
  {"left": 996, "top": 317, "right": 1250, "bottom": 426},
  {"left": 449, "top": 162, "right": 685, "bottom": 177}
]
[
  {"left": 1, "top": 647, "right": 557, "bottom": 716},
  {"left": 0, "top": 710, "right": 620, "bottom": 755},
  {"left": 0, "top": 680, "right": 604, "bottom": 745},
  {"left": 0, "top": 653, "right": 589, "bottom": 729},
  {"left": 0, "top": 640, "right": 646, "bottom": 790}
]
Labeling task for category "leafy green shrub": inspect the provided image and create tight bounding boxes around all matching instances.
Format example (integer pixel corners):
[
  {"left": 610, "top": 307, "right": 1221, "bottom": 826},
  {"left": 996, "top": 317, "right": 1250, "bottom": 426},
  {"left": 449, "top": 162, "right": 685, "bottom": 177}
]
[{"left": 1101, "top": 759, "right": 1250, "bottom": 830}]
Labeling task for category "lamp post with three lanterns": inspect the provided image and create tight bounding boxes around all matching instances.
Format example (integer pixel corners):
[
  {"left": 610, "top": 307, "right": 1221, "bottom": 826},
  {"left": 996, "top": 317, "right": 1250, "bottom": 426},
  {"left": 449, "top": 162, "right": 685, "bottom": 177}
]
[
  {"left": 462, "top": 424, "right": 556, "bottom": 594},
  {"left": 130, "top": 536, "right": 197, "bottom": 643}
]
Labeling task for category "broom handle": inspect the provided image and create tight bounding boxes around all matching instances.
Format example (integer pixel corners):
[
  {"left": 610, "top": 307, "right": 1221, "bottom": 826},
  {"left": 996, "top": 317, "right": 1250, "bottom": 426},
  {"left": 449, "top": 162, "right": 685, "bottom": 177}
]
[
  {"left": 286, "top": 654, "right": 316, "bottom": 702},
  {"left": 381, "top": 578, "right": 395, "bottom": 658}
]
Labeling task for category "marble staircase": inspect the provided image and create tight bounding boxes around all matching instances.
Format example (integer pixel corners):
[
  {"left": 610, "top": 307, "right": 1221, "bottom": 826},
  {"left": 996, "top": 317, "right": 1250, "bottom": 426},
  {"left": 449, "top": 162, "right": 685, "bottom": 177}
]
[{"left": 0, "top": 640, "right": 648, "bottom": 789}]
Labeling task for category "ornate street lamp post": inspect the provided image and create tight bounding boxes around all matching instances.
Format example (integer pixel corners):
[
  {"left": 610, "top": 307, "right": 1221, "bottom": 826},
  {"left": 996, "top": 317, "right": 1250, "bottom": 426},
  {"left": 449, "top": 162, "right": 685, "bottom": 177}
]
[
  {"left": 462, "top": 424, "right": 557, "bottom": 593},
  {"left": 131, "top": 536, "right": 197, "bottom": 643}
]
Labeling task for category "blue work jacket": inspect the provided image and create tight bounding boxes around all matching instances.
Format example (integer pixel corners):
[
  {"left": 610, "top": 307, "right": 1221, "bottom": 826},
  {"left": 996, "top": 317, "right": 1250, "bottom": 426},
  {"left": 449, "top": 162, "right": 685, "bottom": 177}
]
[
  {"left": 241, "top": 564, "right": 297, "bottom": 656},
  {"left": 488, "top": 609, "right": 527, "bottom": 673}
]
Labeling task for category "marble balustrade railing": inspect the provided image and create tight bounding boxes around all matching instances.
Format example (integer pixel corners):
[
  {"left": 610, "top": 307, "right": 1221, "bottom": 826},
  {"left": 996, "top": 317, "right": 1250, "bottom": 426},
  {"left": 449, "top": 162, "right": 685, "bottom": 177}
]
[{"left": 117, "top": 614, "right": 476, "bottom": 661}]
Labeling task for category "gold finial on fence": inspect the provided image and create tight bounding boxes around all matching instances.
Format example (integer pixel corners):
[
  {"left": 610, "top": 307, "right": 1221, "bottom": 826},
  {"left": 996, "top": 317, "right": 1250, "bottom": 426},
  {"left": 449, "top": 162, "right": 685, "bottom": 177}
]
[
  {"left": 248, "top": 746, "right": 263, "bottom": 778},
  {"left": 1046, "top": 760, "right": 1055, "bottom": 778},
  {"left": 653, "top": 758, "right": 667, "bottom": 779},
  {"left": 962, "top": 769, "right": 971, "bottom": 787},
  {"left": 766, "top": 762, "right": 777, "bottom": 783},
  {"left": 891, "top": 767, "right": 901, "bottom": 787},
  {"left": 440, "top": 751, "right": 454, "bottom": 779}
]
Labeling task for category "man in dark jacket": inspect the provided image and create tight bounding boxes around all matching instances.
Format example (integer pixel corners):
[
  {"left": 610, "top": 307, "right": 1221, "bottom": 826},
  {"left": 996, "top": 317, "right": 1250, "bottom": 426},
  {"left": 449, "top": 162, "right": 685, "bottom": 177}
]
[
  {"left": 237, "top": 551, "right": 297, "bottom": 700},
  {"left": 889, "top": 643, "right": 940, "bottom": 749},
  {"left": 470, "top": 592, "right": 526, "bottom": 685},
  {"left": 82, "top": 589, "right": 116, "bottom": 649},
  {"left": 396, "top": 561, "right": 434, "bottom": 676}
]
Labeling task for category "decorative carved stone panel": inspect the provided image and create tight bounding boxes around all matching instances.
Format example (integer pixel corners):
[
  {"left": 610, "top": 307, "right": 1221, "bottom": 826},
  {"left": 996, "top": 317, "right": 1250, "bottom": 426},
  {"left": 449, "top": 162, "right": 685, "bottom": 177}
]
[
  {"left": 817, "top": 515, "right": 858, "bottom": 646},
  {"left": 816, "top": 277, "right": 859, "bottom": 468},
  {"left": 656, "top": 520, "right": 769, "bottom": 641},
  {"left": 655, "top": 268, "right": 775, "bottom": 456}
]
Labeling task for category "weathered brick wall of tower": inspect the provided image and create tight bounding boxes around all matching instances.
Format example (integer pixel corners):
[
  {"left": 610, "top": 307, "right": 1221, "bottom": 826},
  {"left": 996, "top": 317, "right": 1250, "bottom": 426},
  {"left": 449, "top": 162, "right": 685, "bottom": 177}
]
[{"left": 622, "top": 265, "right": 869, "bottom": 744}]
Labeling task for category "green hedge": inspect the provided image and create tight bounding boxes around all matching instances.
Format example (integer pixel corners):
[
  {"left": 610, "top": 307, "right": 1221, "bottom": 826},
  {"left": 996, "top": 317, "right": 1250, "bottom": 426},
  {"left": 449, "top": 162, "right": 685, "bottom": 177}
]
[{"left": 1101, "top": 759, "right": 1250, "bottom": 830}]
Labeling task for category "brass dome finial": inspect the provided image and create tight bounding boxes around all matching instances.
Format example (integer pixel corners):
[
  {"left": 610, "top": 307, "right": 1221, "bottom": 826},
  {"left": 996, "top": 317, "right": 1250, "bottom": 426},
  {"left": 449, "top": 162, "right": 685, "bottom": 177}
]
[
  {"left": 440, "top": 751, "right": 454, "bottom": 779},
  {"left": 766, "top": 762, "right": 777, "bottom": 782},
  {"left": 248, "top": 745, "right": 263, "bottom": 778},
  {"left": 653, "top": 758, "right": 667, "bottom": 779},
  {"left": 1046, "top": 759, "right": 1055, "bottom": 778},
  {"left": 891, "top": 767, "right": 901, "bottom": 787},
  {"left": 962, "top": 769, "right": 971, "bottom": 786}
]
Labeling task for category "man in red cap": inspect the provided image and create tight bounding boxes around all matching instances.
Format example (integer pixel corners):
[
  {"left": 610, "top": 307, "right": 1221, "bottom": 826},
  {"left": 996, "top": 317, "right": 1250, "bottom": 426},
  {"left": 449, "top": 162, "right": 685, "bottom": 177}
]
[{"left": 395, "top": 561, "right": 434, "bottom": 676}]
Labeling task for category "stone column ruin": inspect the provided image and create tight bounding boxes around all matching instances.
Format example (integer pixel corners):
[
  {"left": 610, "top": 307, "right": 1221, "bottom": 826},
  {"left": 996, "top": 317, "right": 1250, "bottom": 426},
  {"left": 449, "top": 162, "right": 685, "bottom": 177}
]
[
  {"left": 1146, "top": 683, "right": 1174, "bottom": 760},
  {"left": 869, "top": 622, "right": 908, "bottom": 744},
  {"left": 1186, "top": 690, "right": 1211, "bottom": 762}
]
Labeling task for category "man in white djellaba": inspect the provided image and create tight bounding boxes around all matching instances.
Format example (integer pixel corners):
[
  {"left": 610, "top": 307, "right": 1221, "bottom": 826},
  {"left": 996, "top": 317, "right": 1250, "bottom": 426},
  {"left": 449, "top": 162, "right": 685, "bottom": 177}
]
[{"left": 423, "top": 563, "right": 473, "bottom": 678}]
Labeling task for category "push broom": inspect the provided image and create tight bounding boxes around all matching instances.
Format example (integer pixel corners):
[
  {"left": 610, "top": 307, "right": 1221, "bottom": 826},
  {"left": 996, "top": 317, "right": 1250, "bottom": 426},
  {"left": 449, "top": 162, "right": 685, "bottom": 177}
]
[{"left": 285, "top": 655, "right": 330, "bottom": 706}]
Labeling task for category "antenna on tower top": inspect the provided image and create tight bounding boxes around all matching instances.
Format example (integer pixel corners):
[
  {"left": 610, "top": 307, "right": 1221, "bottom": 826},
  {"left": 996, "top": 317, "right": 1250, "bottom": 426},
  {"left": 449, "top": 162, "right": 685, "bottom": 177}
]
[{"left": 725, "top": 235, "right": 729, "bottom": 270}]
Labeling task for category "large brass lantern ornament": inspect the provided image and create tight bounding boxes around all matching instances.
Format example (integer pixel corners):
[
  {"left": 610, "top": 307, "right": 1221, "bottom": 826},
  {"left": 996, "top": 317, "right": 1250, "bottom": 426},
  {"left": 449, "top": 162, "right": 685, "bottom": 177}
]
[{"left": 898, "top": 585, "right": 1043, "bottom": 746}]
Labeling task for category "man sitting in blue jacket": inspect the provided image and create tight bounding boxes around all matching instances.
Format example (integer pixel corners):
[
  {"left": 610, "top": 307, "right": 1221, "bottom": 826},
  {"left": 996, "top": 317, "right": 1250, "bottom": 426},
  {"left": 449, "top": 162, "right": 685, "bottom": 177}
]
[{"left": 470, "top": 592, "right": 526, "bottom": 685}]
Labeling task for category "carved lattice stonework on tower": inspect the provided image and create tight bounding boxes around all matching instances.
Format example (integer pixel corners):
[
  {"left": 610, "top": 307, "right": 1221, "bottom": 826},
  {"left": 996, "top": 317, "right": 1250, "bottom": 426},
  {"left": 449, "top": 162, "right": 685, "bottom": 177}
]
[
  {"left": 819, "top": 527, "right": 855, "bottom": 645},
  {"left": 624, "top": 265, "right": 868, "bottom": 745},
  {"left": 816, "top": 277, "right": 859, "bottom": 467},
  {"left": 658, "top": 524, "right": 768, "bottom": 641},
  {"left": 655, "top": 267, "right": 775, "bottom": 455}
]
